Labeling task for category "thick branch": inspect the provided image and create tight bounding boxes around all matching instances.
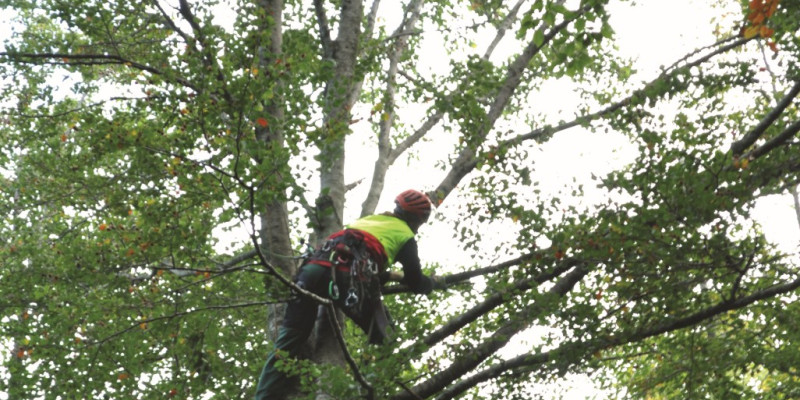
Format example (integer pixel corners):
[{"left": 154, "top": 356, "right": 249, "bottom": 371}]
[
  {"left": 214, "top": 248, "right": 258, "bottom": 269},
  {"left": 389, "top": 111, "right": 445, "bottom": 166},
  {"left": 420, "top": 258, "right": 579, "bottom": 348},
  {"left": 430, "top": 9, "right": 585, "bottom": 206},
  {"left": 436, "top": 273, "right": 800, "bottom": 400},
  {"left": 314, "top": 0, "right": 333, "bottom": 57},
  {"left": 178, "top": 0, "right": 204, "bottom": 41},
  {"left": 392, "top": 264, "right": 589, "bottom": 400},
  {"left": 253, "top": 0, "right": 295, "bottom": 276},
  {"left": 177, "top": 0, "right": 234, "bottom": 104},
  {"left": 88, "top": 301, "right": 282, "bottom": 347},
  {"left": 151, "top": 0, "right": 195, "bottom": 48},
  {"left": 792, "top": 185, "right": 800, "bottom": 233},
  {"left": 361, "top": 0, "right": 425, "bottom": 216},
  {"left": 364, "top": 0, "right": 381, "bottom": 38},
  {"left": 731, "top": 79, "right": 800, "bottom": 156},
  {"left": 382, "top": 251, "right": 541, "bottom": 295},
  {"left": 508, "top": 38, "right": 751, "bottom": 146},
  {"left": 743, "top": 118, "right": 800, "bottom": 160},
  {"left": 432, "top": 36, "right": 750, "bottom": 207},
  {"left": 316, "top": 0, "right": 364, "bottom": 238}
]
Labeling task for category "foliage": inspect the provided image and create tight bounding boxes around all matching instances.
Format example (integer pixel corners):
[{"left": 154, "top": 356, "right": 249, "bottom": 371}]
[{"left": 1, "top": 0, "right": 799, "bottom": 399}]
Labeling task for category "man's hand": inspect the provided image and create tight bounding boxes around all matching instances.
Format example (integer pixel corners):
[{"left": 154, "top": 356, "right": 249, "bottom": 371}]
[{"left": 430, "top": 273, "right": 447, "bottom": 290}]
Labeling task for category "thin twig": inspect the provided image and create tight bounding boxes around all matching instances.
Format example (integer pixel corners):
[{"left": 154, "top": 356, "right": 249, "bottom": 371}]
[
  {"left": 87, "top": 301, "right": 285, "bottom": 346},
  {"left": 151, "top": 0, "right": 195, "bottom": 49},
  {"left": 1, "top": 52, "right": 200, "bottom": 93},
  {"left": 325, "top": 304, "right": 375, "bottom": 399},
  {"left": 394, "top": 379, "right": 424, "bottom": 400},
  {"left": 483, "top": 0, "right": 525, "bottom": 60}
]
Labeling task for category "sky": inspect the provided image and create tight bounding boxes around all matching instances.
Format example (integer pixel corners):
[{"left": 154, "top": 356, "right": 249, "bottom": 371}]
[{"left": 1, "top": 0, "right": 799, "bottom": 399}]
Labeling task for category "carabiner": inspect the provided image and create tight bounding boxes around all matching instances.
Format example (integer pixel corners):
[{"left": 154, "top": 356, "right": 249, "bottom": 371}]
[
  {"left": 345, "top": 288, "right": 359, "bottom": 307},
  {"left": 366, "top": 259, "right": 379, "bottom": 275},
  {"left": 328, "top": 281, "right": 340, "bottom": 300}
]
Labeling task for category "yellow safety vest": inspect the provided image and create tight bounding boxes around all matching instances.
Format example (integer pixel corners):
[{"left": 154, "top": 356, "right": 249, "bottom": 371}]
[{"left": 347, "top": 214, "right": 414, "bottom": 266}]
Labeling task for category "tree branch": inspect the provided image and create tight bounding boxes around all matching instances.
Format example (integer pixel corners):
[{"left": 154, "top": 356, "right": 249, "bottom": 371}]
[
  {"left": 0, "top": 52, "right": 199, "bottom": 93},
  {"left": 87, "top": 301, "right": 283, "bottom": 347},
  {"left": 742, "top": 117, "right": 800, "bottom": 161},
  {"left": 364, "top": 0, "right": 381, "bottom": 39},
  {"left": 177, "top": 0, "right": 234, "bottom": 105},
  {"left": 361, "top": 0, "right": 425, "bottom": 216},
  {"left": 428, "top": 35, "right": 751, "bottom": 208},
  {"left": 435, "top": 272, "right": 800, "bottom": 400},
  {"left": 178, "top": 0, "right": 204, "bottom": 41},
  {"left": 482, "top": 0, "right": 525, "bottom": 60},
  {"left": 731, "top": 79, "right": 800, "bottom": 156},
  {"left": 382, "top": 250, "right": 544, "bottom": 295},
  {"left": 507, "top": 38, "right": 752, "bottom": 146},
  {"left": 388, "top": 111, "right": 445, "bottom": 165},
  {"left": 313, "top": 0, "right": 333, "bottom": 58},
  {"left": 420, "top": 258, "right": 579, "bottom": 348},
  {"left": 792, "top": 185, "right": 800, "bottom": 234},
  {"left": 325, "top": 304, "right": 375, "bottom": 399},
  {"left": 392, "top": 264, "right": 589, "bottom": 400},
  {"left": 3, "top": 96, "right": 148, "bottom": 119},
  {"left": 151, "top": 0, "right": 195, "bottom": 49},
  {"left": 214, "top": 248, "right": 259, "bottom": 269},
  {"left": 430, "top": 7, "right": 587, "bottom": 207}
]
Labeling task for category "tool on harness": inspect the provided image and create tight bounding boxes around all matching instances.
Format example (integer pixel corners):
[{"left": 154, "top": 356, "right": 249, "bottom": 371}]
[
  {"left": 301, "top": 228, "right": 394, "bottom": 343},
  {"left": 366, "top": 258, "right": 379, "bottom": 276},
  {"left": 307, "top": 231, "right": 385, "bottom": 315},
  {"left": 345, "top": 287, "right": 359, "bottom": 307},
  {"left": 329, "top": 281, "right": 340, "bottom": 300}
]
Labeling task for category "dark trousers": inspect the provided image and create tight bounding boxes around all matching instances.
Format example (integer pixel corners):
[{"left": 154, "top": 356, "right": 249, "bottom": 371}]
[{"left": 254, "top": 263, "right": 389, "bottom": 400}]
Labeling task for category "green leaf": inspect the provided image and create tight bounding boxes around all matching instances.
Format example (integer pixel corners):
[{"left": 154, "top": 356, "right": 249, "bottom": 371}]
[{"left": 533, "top": 30, "right": 545, "bottom": 47}]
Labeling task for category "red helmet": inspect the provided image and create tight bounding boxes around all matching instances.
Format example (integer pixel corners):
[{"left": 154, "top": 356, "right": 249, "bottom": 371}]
[{"left": 395, "top": 189, "right": 432, "bottom": 222}]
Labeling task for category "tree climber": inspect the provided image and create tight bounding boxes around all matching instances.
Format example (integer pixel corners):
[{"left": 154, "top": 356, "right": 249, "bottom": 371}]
[{"left": 254, "top": 189, "right": 437, "bottom": 400}]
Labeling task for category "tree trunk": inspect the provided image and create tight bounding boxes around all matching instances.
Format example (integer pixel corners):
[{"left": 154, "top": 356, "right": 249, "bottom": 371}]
[
  {"left": 255, "top": 0, "right": 295, "bottom": 339},
  {"left": 312, "top": 1, "right": 364, "bottom": 398}
]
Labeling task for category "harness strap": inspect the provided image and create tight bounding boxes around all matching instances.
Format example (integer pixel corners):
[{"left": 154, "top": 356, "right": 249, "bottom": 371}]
[{"left": 306, "top": 259, "right": 351, "bottom": 272}]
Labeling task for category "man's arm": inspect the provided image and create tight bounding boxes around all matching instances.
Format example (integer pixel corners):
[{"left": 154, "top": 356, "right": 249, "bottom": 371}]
[{"left": 393, "top": 238, "right": 434, "bottom": 294}]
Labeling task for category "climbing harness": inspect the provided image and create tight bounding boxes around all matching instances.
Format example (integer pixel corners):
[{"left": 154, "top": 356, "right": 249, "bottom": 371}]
[
  {"left": 305, "top": 229, "right": 385, "bottom": 316},
  {"left": 300, "top": 228, "right": 396, "bottom": 344}
]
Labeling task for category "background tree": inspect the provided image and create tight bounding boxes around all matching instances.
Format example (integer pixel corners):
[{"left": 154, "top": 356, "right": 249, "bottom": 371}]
[{"left": 1, "top": 0, "right": 799, "bottom": 399}]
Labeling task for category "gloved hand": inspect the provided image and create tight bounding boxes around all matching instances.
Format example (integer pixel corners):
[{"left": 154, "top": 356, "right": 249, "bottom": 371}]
[{"left": 429, "top": 273, "right": 447, "bottom": 290}]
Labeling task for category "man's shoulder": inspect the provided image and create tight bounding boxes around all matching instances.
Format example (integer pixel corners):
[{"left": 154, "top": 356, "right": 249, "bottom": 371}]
[
  {"left": 357, "top": 213, "right": 404, "bottom": 225},
  {"left": 351, "top": 214, "right": 413, "bottom": 235}
]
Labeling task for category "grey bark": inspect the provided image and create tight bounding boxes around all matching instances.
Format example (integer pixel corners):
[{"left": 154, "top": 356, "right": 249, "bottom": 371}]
[
  {"left": 315, "top": 0, "right": 363, "bottom": 239},
  {"left": 730, "top": 79, "right": 800, "bottom": 157},
  {"left": 391, "top": 264, "right": 590, "bottom": 400},
  {"left": 360, "top": 0, "right": 425, "bottom": 216},
  {"left": 430, "top": 6, "right": 584, "bottom": 206},
  {"left": 256, "top": 0, "right": 295, "bottom": 350},
  {"left": 311, "top": 1, "right": 365, "bottom": 400},
  {"left": 792, "top": 185, "right": 800, "bottom": 236},
  {"left": 360, "top": 0, "right": 527, "bottom": 217}
]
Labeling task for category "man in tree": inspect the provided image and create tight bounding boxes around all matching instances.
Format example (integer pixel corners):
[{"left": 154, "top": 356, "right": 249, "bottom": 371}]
[{"left": 255, "top": 189, "right": 437, "bottom": 399}]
